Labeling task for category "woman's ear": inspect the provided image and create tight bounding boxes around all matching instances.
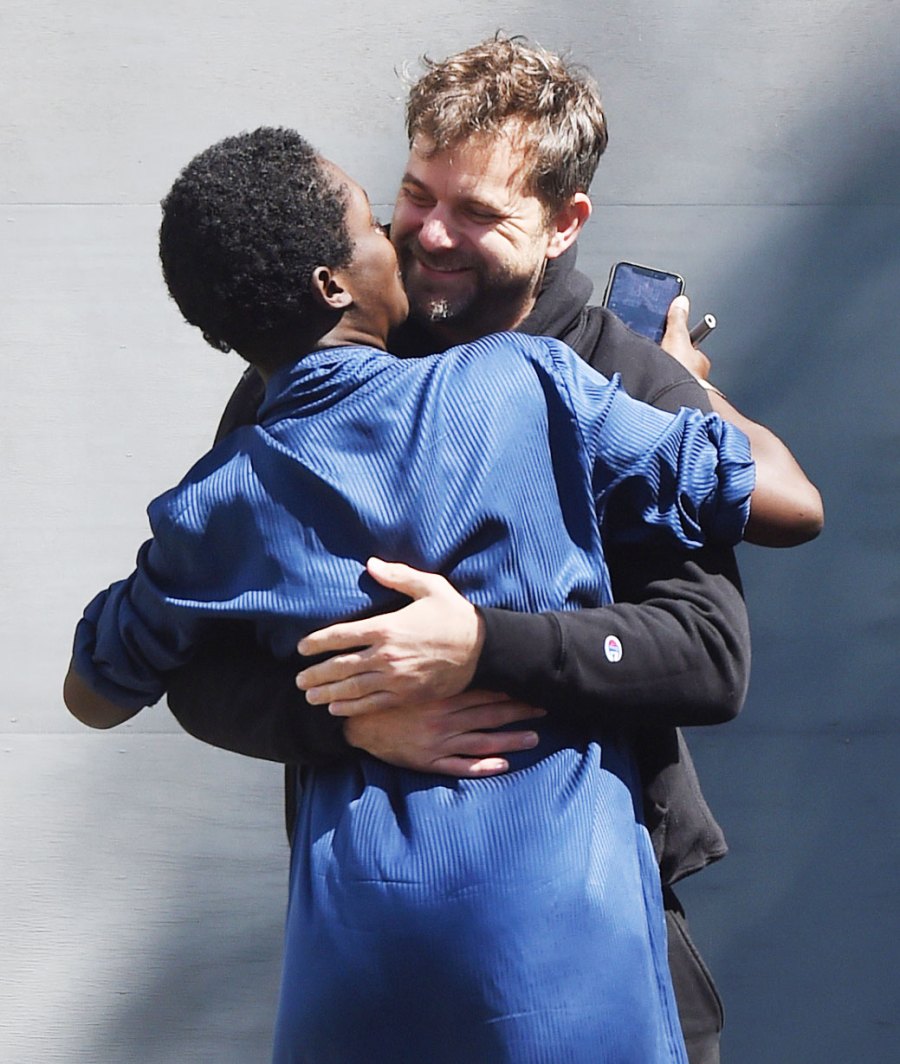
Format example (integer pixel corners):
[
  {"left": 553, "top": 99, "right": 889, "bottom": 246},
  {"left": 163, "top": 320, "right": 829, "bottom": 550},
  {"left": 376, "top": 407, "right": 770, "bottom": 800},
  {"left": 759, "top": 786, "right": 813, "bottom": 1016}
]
[{"left": 310, "top": 265, "right": 353, "bottom": 311}]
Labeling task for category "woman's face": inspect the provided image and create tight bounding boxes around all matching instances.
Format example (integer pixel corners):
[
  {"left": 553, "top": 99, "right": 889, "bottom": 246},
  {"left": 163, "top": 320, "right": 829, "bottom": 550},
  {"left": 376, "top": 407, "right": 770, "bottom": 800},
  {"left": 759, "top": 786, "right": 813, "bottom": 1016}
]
[{"left": 322, "top": 160, "right": 409, "bottom": 343}]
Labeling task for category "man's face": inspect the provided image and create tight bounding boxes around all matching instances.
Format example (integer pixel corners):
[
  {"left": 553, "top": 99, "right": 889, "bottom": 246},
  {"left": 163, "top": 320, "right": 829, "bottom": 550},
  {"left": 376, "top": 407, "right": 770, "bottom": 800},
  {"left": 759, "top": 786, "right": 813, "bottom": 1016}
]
[
  {"left": 323, "top": 160, "right": 409, "bottom": 341},
  {"left": 391, "top": 132, "right": 556, "bottom": 344}
]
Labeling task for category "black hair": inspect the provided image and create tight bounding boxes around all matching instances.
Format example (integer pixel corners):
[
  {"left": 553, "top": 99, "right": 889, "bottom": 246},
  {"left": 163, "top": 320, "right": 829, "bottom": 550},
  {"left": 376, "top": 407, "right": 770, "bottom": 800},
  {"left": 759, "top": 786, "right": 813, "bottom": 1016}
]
[{"left": 159, "top": 127, "right": 353, "bottom": 365}]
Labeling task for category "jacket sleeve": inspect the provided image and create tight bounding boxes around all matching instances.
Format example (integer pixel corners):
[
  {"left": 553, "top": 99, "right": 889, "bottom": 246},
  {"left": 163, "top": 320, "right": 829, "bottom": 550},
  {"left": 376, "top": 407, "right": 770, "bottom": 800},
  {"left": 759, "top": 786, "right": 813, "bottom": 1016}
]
[
  {"left": 165, "top": 624, "right": 352, "bottom": 764},
  {"left": 164, "top": 368, "right": 357, "bottom": 765},
  {"left": 472, "top": 541, "right": 750, "bottom": 729}
]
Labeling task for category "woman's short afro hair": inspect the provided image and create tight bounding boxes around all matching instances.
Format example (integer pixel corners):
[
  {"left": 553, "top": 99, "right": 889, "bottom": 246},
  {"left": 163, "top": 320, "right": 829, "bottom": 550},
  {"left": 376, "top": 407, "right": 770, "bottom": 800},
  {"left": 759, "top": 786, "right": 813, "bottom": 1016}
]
[{"left": 159, "top": 127, "right": 353, "bottom": 359}]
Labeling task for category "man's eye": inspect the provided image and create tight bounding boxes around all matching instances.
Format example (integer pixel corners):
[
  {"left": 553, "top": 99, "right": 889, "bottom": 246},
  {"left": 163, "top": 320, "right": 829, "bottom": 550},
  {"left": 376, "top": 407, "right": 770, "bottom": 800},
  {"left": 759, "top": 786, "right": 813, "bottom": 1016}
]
[
  {"left": 401, "top": 187, "right": 433, "bottom": 208},
  {"left": 466, "top": 207, "right": 501, "bottom": 224}
]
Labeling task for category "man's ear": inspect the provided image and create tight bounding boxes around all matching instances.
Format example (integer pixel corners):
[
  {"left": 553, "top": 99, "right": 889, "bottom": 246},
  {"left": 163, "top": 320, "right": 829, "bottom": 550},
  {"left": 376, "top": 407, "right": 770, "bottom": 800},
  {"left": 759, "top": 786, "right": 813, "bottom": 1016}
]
[
  {"left": 545, "top": 193, "right": 592, "bottom": 259},
  {"left": 310, "top": 265, "right": 353, "bottom": 311}
]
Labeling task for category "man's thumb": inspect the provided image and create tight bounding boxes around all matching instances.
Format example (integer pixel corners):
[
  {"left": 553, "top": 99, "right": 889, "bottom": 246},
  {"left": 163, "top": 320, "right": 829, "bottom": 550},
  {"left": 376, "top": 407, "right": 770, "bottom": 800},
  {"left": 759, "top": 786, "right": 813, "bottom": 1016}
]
[
  {"left": 669, "top": 294, "right": 690, "bottom": 322},
  {"left": 366, "top": 557, "right": 437, "bottom": 599}
]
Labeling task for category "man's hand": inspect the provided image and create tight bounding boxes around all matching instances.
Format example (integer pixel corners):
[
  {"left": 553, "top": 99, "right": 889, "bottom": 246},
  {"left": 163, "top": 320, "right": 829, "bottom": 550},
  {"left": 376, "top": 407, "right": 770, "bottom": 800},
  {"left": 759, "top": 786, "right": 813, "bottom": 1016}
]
[
  {"left": 296, "top": 557, "right": 484, "bottom": 715},
  {"left": 342, "top": 690, "right": 545, "bottom": 777},
  {"left": 661, "top": 294, "right": 711, "bottom": 380}
]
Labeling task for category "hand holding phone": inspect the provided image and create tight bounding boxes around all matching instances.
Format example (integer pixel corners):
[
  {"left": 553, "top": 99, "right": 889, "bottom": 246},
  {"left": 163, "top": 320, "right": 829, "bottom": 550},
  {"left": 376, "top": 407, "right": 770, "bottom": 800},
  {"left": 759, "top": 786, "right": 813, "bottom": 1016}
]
[{"left": 602, "top": 261, "right": 685, "bottom": 344}]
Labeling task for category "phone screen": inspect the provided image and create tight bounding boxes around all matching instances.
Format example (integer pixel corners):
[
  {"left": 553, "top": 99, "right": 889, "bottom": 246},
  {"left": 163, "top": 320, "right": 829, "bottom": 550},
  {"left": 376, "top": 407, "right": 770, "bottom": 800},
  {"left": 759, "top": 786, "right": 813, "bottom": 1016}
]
[{"left": 602, "top": 262, "right": 685, "bottom": 343}]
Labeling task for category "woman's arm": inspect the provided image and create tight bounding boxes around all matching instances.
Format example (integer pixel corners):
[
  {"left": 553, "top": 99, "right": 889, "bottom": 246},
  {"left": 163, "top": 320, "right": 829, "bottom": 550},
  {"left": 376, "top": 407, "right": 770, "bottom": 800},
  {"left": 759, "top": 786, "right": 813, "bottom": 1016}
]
[
  {"left": 704, "top": 390, "right": 823, "bottom": 546},
  {"left": 661, "top": 296, "right": 824, "bottom": 547},
  {"left": 63, "top": 661, "right": 141, "bottom": 729}
]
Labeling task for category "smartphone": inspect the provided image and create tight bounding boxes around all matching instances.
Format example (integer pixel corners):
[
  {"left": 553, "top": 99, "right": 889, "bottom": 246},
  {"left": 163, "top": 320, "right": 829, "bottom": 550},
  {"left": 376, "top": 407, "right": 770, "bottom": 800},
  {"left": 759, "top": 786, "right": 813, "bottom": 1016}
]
[{"left": 602, "top": 261, "right": 685, "bottom": 344}]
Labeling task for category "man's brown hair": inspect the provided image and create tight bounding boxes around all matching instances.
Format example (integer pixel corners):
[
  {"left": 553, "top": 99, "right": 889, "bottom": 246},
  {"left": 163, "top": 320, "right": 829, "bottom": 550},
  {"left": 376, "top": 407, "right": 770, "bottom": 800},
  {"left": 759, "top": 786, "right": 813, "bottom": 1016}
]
[{"left": 405, "top": 34, "right": 609, "bottom": 213}]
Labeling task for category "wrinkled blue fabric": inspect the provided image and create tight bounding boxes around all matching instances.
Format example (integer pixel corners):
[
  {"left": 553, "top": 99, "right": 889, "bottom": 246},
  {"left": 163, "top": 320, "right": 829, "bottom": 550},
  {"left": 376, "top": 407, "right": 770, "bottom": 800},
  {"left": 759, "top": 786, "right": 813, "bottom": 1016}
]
[
  {"left": 73, "top": 333, "right": 752, "bottom": 712},
  {"left": 73, "top": 332, "right": 754, "bottom": 1062}
]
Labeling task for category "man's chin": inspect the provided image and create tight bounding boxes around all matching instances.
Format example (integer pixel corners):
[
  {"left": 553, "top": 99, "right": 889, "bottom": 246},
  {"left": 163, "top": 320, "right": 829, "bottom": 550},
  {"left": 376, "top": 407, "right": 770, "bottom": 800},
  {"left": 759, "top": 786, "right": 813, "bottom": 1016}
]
[
  {"left": 407, "top": 293, "right": 475, "bottom": 328},
  {"left": 404, "top": 281, "right": 473, "bottom": 325}
]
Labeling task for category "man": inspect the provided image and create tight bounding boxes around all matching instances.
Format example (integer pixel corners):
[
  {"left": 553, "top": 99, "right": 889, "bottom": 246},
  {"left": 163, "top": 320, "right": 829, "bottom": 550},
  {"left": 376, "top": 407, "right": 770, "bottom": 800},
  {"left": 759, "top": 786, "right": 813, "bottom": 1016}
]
[{"left": 167, "top": 36, "right": 822, "bottom": 1064}]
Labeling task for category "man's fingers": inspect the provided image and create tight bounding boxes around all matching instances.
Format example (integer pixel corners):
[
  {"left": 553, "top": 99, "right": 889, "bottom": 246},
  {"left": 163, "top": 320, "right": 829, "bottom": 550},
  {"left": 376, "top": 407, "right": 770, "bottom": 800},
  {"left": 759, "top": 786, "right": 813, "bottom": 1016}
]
[
  {"left": 304, "top": 674, "right": 388, "bottom": 710},
  {"left": 693, "top": 348, "right": 711, "bottom": 378},
  {"left": 327, "top": 689, "right": 545, "bottom": 724},
  {"left": 325, "top": 689, "right": 533, "bottom": 718},
  {"left": 366, "top": 556, "right": 445, "bottom": 600},
  {"left": 449, "top": 727, "right": 540, "bottom": 757},
  {"left": 428, "top": 755, "right": 511, "bottom": 778},
  {"left": 338, "top": 689, "right": 546, "bottom": 777},
  {"left": 661, "top": 293, "right": 712, "bottom": 379},
  {"left": 326, "top": 691, "right": 400, "bottom": 717},
  {"left": 297, "top": 621, "right": 378, "bottom": 657},
  {"left": 452, "top": 700, "right": 546, "bottom": 730},
  {"left": 296, "top": 650, "right": 374, "bottom": 691},
  {"left": 661, "top": 296, "right": 692, "bottom": 347},
  {"left": 667, "top": 293, "right": 690, "bottom": 327}
]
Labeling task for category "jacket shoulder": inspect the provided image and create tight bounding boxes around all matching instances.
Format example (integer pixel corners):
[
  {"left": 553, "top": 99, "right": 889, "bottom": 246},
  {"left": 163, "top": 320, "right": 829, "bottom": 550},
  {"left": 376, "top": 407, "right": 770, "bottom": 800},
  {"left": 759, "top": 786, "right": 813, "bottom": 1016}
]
[{"left": 571, "top": 306, "right": 712, "bottom": 415}]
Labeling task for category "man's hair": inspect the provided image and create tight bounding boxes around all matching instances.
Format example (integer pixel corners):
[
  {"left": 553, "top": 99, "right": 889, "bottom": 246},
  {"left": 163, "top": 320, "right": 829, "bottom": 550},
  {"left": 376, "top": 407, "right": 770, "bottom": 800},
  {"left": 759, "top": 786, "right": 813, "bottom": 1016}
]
[
  {"left": 405, "top": 34, "right": 609, "bottom": 213},
  {"left": 159, "top": 127, "right": 353, "bottom": 363}
]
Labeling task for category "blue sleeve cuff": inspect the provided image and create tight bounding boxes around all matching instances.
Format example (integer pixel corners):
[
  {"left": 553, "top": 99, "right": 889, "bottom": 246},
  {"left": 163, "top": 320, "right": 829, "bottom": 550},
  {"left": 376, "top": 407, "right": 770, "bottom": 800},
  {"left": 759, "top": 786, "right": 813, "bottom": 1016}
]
[
  {"left": 71, "top": 589, "right": 166, "bottom": 711},
  {"left": 705, "top": 420, "right": 755, "bottom": 545}
]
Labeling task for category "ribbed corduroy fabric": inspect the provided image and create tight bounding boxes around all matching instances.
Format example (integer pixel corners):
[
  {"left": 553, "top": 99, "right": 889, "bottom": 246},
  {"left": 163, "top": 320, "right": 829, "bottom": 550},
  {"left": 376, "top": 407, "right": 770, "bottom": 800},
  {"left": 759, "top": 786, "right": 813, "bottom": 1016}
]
[
  {"left": 276, "top": 725, "right": 687, "bottom": 1063},
  {"left": 73, "top": 332, "right": 754, "bottom": 1062},
  {"left": 73, "top": 332, "right": 752, "bottom": 714}
]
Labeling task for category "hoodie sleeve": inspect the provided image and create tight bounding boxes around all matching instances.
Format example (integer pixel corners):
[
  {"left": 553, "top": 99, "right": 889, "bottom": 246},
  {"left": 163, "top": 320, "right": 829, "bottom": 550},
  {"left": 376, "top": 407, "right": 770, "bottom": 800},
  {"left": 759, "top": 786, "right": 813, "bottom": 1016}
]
[{"left": 472, "top": 541, "right": 749, "bottom": 728}]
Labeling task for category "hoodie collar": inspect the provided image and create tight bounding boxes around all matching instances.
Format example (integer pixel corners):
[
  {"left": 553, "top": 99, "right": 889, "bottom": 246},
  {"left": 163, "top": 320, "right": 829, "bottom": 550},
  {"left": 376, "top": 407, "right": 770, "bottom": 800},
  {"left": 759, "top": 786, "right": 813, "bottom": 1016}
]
[{"left": 516, "top": 245, "right": 594, "bottom": 339}]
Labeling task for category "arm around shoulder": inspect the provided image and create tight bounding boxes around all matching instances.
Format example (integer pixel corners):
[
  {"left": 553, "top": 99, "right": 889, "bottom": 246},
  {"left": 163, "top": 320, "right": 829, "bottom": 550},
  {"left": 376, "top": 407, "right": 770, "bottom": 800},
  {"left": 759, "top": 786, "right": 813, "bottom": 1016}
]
[
  {"left": 708, "top": 389, "right": 824, "bottom": 547},
  {"left": 661, "top": 297, "right": 824, "bottom": 547}
]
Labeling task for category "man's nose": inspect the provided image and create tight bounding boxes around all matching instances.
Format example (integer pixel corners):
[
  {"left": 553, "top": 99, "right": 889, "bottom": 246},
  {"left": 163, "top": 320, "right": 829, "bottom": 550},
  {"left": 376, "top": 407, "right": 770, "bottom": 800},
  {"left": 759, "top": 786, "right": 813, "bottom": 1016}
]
[{"left": 417, "top": 208, "right": 458, "bottom": 252}]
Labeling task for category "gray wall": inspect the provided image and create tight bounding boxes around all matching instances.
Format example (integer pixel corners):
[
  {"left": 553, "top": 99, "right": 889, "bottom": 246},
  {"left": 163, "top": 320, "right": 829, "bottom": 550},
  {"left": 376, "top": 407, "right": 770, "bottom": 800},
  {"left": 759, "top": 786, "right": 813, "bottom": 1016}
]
[{"left": 3, "top": 2, "right": 897, "bottom": 1061}]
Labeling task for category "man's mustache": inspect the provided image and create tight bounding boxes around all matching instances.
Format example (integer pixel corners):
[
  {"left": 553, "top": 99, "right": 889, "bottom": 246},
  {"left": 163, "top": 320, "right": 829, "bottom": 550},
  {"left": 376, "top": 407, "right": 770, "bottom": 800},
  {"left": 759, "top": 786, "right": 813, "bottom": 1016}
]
[{"left": 398, "top": 243, "right": 476, "bottom": 274}]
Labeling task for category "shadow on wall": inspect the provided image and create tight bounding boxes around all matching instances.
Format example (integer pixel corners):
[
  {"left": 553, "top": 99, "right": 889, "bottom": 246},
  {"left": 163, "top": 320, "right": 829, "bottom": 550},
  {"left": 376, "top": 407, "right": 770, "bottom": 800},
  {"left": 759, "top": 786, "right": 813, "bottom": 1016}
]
[
  {"left": 684, "top": 118, "right": 900, "bottom": 1064},
  {"left": 727, "top": 129, "right": 900, "bottom": 726},
  {"left": 82, "top": 906, "right": 283, "bottom": 1064}
]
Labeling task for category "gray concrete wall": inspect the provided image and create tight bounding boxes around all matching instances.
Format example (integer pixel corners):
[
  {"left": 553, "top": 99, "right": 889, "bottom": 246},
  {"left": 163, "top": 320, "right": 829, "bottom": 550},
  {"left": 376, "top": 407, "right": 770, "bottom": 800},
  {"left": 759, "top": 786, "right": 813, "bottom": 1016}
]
[{"left": 2, "top": 2, "right": 897, "bottom": 1060}]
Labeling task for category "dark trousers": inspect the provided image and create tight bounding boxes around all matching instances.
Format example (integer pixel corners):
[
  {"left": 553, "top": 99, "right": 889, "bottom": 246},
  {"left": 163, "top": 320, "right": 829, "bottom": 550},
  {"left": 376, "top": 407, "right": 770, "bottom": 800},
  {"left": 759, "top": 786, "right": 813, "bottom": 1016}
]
[{"left": 664, "top": 886, "right": 724, "bottom": 1064}]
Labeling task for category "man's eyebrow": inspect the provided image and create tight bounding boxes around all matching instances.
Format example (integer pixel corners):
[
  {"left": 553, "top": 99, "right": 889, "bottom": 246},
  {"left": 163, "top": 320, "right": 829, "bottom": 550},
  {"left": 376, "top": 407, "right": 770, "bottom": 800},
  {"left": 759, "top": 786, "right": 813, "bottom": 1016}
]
[{"left": 400, "top": 172, "right": 505, "bottom": 214}]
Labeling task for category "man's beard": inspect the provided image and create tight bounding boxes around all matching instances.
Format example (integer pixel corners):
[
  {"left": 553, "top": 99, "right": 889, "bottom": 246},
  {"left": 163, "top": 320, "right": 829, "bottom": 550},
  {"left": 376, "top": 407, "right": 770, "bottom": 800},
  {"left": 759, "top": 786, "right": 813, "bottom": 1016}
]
[
  {"left": 396, "top": 243, "right": 482, "bottom": 326},
  {"left": 421, "top": 297, "right": 454, "bottom": 323},
  {"left": 396, "top": 239, "right": 545, "bottom": 337}
]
